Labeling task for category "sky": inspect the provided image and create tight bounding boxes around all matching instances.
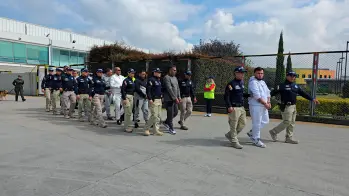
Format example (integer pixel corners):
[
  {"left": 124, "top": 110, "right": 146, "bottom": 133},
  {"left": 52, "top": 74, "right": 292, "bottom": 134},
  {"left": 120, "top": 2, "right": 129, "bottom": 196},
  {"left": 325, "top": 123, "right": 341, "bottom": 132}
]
[{"left": 1, "top": 0, "right": 349, "bottom": 68}]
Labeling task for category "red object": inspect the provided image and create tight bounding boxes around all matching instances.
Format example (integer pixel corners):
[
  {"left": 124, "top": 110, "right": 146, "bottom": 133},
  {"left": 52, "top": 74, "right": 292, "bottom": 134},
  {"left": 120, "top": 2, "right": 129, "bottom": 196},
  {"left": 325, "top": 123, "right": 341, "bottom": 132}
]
[{"left": 204, "top": 84, "right": 215, "bottom": 91}]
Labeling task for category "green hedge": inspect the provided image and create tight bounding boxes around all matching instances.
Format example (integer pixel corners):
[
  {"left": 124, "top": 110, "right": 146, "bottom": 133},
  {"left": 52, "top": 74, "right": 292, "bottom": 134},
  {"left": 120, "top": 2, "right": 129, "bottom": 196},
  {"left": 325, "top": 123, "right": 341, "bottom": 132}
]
[{"left": 271, "top": 97, "right": 349, "bottom": 116}]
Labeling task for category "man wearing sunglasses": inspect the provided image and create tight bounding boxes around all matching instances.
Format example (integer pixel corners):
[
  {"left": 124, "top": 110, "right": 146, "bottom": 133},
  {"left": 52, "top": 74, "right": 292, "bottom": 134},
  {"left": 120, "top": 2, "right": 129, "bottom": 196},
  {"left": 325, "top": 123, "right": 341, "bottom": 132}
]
[
  {"left": 110, "top": 67, "right": 125, "bottom": 125},
  {"left": 269, "top": 71, "right": 320, "bottom": 144}
]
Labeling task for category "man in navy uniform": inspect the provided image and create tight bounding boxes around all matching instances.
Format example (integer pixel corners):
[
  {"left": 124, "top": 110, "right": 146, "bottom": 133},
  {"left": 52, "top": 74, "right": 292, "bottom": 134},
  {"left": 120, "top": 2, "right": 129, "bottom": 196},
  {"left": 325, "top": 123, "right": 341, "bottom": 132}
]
[
  {"left": 41, "top": 67, "right": 55, "bottom": 112},
  {"left": 121, "top": 68, "right": 136, "bottom": 133},
  {"left": 61, "top": 68, "right": 78, "bottom": 119}
]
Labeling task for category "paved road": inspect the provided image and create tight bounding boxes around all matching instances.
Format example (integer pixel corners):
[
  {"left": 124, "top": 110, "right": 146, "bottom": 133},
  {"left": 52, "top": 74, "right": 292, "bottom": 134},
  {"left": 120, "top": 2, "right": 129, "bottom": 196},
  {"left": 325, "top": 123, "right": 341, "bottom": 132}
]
[{"left": 0, "top": 96, "right": 348, "bottom": 196}]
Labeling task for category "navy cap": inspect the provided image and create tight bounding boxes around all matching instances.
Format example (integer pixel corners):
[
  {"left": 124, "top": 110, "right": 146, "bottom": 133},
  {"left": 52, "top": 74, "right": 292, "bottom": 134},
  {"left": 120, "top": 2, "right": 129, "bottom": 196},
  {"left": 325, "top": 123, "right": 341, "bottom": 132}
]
[
  {"left": 96, "top": 69, "right": 103, "bottom": 73},
  {"left": 234, "top": 66, "right": 247, "bottom": 73},
  {"left": 67, "top": 68, "right": 74, "bottom": 71},
  {"left": 152, "top": 68, "right": 162, "bottom": 73},
  {"left": 48, "top": 67, "right": 54, "bottom": 71},
  {"left": 287, "top": 71, "right": 297, "bottom": 76},
  {"left": 81, "top": 68, "right": 88, "bottom": 72},
  {"left": 127, "top": 68, "right": 135, "bottom": 73},
  {"left": 56, "top": 68, "right": 62, "bottom": 72},
  {"left": 184, "top": 70, "right": 192, "bottom": 75},
  {"left": 207, "top": 76, "right": 215, "bottom": 79}
]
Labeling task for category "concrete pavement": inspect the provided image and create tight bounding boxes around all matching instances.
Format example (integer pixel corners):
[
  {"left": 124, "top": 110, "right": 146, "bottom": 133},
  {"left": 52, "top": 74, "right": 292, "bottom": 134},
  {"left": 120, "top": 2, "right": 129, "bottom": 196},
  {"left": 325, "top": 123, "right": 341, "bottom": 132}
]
[{"left": 0, "top": 95, "right": 348, "bottom": 196}]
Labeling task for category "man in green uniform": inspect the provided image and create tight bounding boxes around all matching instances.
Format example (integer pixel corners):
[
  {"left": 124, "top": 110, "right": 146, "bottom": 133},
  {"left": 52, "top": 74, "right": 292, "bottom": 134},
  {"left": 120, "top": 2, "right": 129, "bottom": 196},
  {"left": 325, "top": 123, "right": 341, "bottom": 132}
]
[{"left": 12, "top": 75, "right": 26, "bottom": 102}]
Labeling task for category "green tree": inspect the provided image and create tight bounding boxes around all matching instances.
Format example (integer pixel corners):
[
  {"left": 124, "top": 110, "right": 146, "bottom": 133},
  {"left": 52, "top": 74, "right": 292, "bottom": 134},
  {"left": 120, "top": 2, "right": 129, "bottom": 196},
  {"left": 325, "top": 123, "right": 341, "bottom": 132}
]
[
  {"left": 193, "top": 39, "right": 241, "bottom": 57},
  {"left": 286, "top": 52, "right": 292, "bottom": 73},
  {"left": 274, "top": 32, "right": 285, "bottom": 88}
]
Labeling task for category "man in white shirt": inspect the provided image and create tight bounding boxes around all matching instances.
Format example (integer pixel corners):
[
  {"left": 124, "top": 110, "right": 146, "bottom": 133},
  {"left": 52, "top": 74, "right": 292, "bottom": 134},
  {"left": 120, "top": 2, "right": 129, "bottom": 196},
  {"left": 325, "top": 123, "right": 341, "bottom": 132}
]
[
  {"left": 247, "top": 67, "right": 271, "bottom": 148},
  {"left": 110, "top": 67, "right": 125, "bottom": 124},
  {"left": 102, "top": 68, "right": 114, "bottom": 120}
]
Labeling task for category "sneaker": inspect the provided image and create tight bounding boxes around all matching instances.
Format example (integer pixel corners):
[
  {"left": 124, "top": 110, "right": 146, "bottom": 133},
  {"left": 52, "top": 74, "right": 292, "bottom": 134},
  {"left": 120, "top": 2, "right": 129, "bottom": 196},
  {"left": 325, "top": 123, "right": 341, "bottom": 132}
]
[
  {"left": 125, "top": 128, "right": 133, "bottom": 133},
  {"left": 64, "top": 115, "right": 70, "bottom": 119},
  {"left": 134, "top": 122, "right": 139, "bottom": 128},
  {"left": 225, "top": 133, "right": 233, "bottom": 143},
  {"left": 252, "top": 138, "right": 266, "bottom": 148},
  {"left": 285, "top": 137, "right": 299, "bottom": 144},
  {"left": 269, "top": 130, "right": 278, "bottom": 142},
  {"left": 116, "top": 120, "right": 122, "bottom": 125},
  {"left": 168, "top": 128, "right": 176, "bottom": 135},
  {"left": 144, "top": 130, "right": 150, "bottom": 136},
  {"left": 204, "top": 114, "right": 209, "bottom": 117},
  {"left": 162, "top": 122, "right": 170, "bottom": 130},
  {"left": 208, "top": 113, "right": 212, "bottom": 117},
  {"left": 107, "top": 116, "right": 113, "bottom": 120}
]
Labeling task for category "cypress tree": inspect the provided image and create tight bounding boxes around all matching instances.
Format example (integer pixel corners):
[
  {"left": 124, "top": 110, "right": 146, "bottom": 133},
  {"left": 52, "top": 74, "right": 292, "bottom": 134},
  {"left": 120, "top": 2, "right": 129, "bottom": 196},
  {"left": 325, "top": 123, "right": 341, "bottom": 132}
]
[
  {"left": 286, "top": 52, "right": 293, "bottom": 73},
  {"left": 274, "top": 31, "right": 285, "bottom": 88}
]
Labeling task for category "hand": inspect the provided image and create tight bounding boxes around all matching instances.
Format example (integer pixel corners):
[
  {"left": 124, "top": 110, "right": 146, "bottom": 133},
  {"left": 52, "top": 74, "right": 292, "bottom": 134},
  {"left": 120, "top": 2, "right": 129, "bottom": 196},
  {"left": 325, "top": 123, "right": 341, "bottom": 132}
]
[
  {"left": 123, "top": 100, "right": 128, "bottom": 105},
  {"left": 76, "top": 95, "right": 80, "bottom": 100},
  {"left": 227, "top": 107, "right": 234, "bottom": 113},
  {"left": 149, "top": 100, "right": 153, "bottom": 105},
  {"left": 265, "top": 102, "right": 271, "bottom": 109},
  {"left": 59, "top": 88, "right": 63, "bottom": 92},
  {"left": 193, "top": 97, "right": 197, "bottom": 104},
  {"left": 175, "top": 98, "right": 180, "bottom": 104},
  {"left": 41, "top": 89, "right": 45, "bottom": 93},
  {"left": 313, "top": 99, "right": 320, "bottom": 104},
  {"left": 89, "top": 96, "right": 92, "bottom": 101}
]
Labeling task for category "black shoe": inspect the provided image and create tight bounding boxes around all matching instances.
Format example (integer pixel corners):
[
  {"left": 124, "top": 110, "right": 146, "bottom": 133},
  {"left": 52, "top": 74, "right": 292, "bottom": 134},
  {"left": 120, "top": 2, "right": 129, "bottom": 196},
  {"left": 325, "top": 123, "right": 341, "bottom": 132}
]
[
  {"left": 134, "top": 122, "right": 139, "bottom": 128},
  {"left": 107, "top": 116, "right": 113, "bottom": 120},
  {"left": 116, "top": 120, "right": 122, "bottom": 125},
  {"left": 22, "top": 99, "right": 26, "bottom": 102}
]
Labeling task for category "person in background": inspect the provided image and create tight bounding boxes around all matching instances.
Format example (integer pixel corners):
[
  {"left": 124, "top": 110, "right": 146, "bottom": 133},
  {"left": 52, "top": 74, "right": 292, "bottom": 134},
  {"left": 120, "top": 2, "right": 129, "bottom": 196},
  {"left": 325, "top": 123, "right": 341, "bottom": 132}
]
[
  {"left": 162, "top": 65, "right": 181, "bottom": 135},
  {"left": 60, "top": 66, "right": 69, "bottom": 115},
  {"left": 72, "top": 70, "right": 79, "bottom": 111},
  {"left": 76, "top": 68, "right": 93, "bottom": 122},
  {"left": 51, "top": 68, "right": 63, "bottom": 115},
  {"left": 178, "top": 70, "right": 197, "bottom": 130},
  {"left": 41, "top": 68, "right": 54, "bottom": 111},
  {"left": 121, "top": 68, "right": 136, "bottom": 133},
  {"left": 203, "top": 76, "right": 215, "bottom": 117},
  {"left": 90, "top": 69, "right": 108, "bottom": 128},
  {"left": 61, "top": 68, "right": 78, "bottom": 119},
  {"left": 110, "top": 67, "right": 125, "bottom": 125},
  {"left": 103, "top": 68, "right": 114, "bottom": 120},
  {"left": 12, "top": 75, "right": 26, "bottom": 102},
  {"left": 134, "top": 70, "right": 149, "bottom": 128}
]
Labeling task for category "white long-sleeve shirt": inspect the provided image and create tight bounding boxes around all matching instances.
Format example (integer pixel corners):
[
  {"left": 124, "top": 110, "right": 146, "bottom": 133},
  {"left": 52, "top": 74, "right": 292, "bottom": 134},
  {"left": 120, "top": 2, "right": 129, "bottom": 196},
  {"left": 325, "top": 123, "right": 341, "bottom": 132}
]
[
  {"left": 110, "top": 74, "right": 125, "bottom": 94},
  {"left": 248, "top": 76, "right": 270, "bottom": 106}
]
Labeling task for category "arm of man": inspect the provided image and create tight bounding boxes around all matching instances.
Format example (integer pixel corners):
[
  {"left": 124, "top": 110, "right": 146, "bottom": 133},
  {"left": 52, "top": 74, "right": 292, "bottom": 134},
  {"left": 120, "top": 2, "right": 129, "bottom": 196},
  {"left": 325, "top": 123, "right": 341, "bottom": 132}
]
[
  {"left": 190, "top": 82, "right": 196, "bottom": 100},
  {"left": 135, "top": 80, "right": 145, "bottom": 98},
  {"left": 146, "top": 79, "right": 153, "bottom": 101},
  {"left": 176, "top": 78, "right": 181, "bottom": 99},
  {"left": 12, "top": 80, "right": 16, "bottom": 86},
  {"left": 224, "top": 83, "right": 232, "bottom": 109},
  {"left": 249, "top": 80, "right": 266, "bottom": 104},
  {"left": 121, "top": 79, "right": 127, "bottom": 100},
  {"left": 270, "top": 85, "right": 280, "bottom": 97},
  {"left": 297, "top": 87, "right": 314, "bottom": 101},
  {"left": 89, "top": 78, "right": 95, "bottom": 97},
  {"left": 73, "top": 77, "right": 78, "bottom": 95},
  {"left": 41, "top": 76, "right": 46, "bottom": 89},
  {"left": 163, "top": 76, "right": 176, "bottom": 100}
]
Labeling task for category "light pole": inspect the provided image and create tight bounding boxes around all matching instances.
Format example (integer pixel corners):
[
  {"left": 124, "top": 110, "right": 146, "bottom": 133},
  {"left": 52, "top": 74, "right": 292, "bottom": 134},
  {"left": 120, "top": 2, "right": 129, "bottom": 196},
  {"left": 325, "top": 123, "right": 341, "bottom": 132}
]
[
  {"left": 336, "top": 61, "right": 339, "bottom": 93},
  {"left": 345, "top": 41, "right": 348, "bottom": 83},
  {"left": 340, "top": 56, "right": 345, "bottom": 94}
]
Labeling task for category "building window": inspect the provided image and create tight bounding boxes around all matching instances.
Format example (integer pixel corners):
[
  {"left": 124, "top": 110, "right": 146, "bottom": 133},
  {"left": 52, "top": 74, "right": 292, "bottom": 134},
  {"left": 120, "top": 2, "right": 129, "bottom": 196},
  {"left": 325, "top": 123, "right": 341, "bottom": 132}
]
[
  {"left": 308, "top": 74, "right": 311, "bottom": 78},
  {"left": 26, "top": 45, "right": 49, "bottom": 65},
  {"left": 78, "top": 52, "right": 86, "bottom": 64},
  {"left": 324, "top": 75, "right": 327, "bottom": 78},
  {"left": 302, "top": 74, "right": 306, "bottom": 78},
  {"left": 13, "top": 43, "right": 27, "bottom": 63},
  {"left": 329, "top": 75, "right": 331, "bottom": 79},
  {"left": 59, "top": 49, "right": 70, "bottom": 66},
  {"left": 52, "top": 48, "right": 60, "bottom": 66},
  {"left": 0, "top": 40, "right": 14, "bottom": 62},
  {"left": 296, "top": 74, "right": 299, "bottom": 78},
  {"left": 319, "top": 75, "right": 322, "bottom": 78},
  {"left": 69, "top": 51, "right": 78, "bottom": 65}
]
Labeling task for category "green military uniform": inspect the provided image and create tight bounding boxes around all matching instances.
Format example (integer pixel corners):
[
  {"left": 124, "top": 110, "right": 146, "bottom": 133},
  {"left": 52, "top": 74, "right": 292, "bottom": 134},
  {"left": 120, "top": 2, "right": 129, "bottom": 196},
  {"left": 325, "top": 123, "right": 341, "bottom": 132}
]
[{"left": 12, "top": 76, "right": 26, "bottom": 102}]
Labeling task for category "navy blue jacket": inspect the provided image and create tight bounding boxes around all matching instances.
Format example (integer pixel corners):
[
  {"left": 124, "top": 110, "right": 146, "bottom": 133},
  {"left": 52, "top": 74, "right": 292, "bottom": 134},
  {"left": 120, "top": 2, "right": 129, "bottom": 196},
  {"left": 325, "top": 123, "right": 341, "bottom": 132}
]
[
  {"left": 224, "top": 79, "right": 249, "bottom": 108},
  {"left": 76, "top": 75, "right": 92, "bottom": 95},
  {"left": 90, "top": 76, "right": 106, "bottom": 97},
  {"left": 271, "top": 80, "right": 313, "bottom": 104},
  {"left": 62, "top": 74, "right": 78, "bottom": 94},
  {"left": 146, "top": 76, "right": 162, "bottom": 101},
  {"left": 41, "top": 74, "right": 54, "bottom": 89},
  {"left": 51, "top": 74, "right": 63, "bottom": 90},
  {"left": 178, "top": 79, "right": 195, "bottom": 99},
  {"left": 135, "top": 78, "right": 147, "bottom": 98},
  {"left": 121, "top": 77, "right": 135, "bottom": 100}
]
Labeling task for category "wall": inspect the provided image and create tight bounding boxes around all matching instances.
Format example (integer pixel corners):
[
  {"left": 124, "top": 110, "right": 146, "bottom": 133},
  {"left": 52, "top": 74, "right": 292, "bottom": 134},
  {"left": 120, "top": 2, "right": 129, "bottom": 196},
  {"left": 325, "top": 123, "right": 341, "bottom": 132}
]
[
  {"left": 294, "top": 68, "right": 335, "bottom": 84},
  {"left": 0, "top": 72, "right": 37, "bottom": 96}
]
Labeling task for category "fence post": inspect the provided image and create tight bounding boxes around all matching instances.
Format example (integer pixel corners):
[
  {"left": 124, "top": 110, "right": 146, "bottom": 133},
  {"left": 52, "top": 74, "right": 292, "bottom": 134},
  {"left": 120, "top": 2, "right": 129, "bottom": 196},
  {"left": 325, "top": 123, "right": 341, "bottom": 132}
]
[
  {"left": 187, "top": 58, "right": 192, "bottom": 71},
  {"left": 310, "top": 52, "right": 319, "bottom": 116},
  {"left": 146, "top": 61, "right": 149, "bottom": 72}
]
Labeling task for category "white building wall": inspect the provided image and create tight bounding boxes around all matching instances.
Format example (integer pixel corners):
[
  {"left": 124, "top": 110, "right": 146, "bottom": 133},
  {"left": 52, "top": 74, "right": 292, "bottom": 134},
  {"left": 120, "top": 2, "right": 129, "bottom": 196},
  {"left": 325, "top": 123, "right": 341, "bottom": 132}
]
[{"left": 0, "top": 17, "right": 114, "bottom": 52}]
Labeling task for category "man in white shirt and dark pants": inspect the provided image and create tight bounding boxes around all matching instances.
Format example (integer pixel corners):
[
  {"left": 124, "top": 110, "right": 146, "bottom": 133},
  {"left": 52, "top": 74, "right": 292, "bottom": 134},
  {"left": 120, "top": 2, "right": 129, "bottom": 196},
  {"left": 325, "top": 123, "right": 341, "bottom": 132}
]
[
  {"left": 247, "top": 67, "right": 271, "bottom": 148},
  {"left": 110, "top": 67, "right": 125, "bottom": 125}
]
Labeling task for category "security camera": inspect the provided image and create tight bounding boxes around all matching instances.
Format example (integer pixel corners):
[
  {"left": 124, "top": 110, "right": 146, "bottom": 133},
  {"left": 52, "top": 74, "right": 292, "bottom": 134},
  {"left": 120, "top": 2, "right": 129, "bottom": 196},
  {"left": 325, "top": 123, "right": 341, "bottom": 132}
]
[
  {"left": 72, "top": 40, "right": 76, "bottom": 43},
  {"left": 45, "top": 33, "right": 50, "bottom": 37}
]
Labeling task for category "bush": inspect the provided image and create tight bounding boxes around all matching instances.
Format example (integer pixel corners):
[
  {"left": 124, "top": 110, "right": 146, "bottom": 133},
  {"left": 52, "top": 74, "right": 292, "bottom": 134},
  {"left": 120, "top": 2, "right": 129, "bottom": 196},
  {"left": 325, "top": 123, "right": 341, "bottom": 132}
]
[{"left": 271, "top": 97, "right": 349, "bottom": 116}]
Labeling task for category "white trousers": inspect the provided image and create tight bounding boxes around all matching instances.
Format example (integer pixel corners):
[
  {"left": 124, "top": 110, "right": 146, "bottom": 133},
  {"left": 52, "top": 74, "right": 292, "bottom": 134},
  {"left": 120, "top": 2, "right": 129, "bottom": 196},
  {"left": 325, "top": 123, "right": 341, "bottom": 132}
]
[
  {"left": 249, "top": 105, "right": 269, "bottom": 140},
  {"left": 113, "top": 92, "right": 124, "bottom": 120}
]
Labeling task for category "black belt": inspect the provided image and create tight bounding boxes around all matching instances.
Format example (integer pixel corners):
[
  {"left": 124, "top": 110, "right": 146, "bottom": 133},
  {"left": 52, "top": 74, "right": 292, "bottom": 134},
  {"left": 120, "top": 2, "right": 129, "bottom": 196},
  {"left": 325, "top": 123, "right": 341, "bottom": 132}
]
[
  {"left": 126, "top": 92, "right": 134, "bottom": 96},
  {"left": 64, "top": 88, "right": 74, "bottom": 91},
  {"left": 283, "top": 102, "right": 295, "bottom": 105},
  {"left": 231, "top": 103, "right": 243, "bottom": 107}
]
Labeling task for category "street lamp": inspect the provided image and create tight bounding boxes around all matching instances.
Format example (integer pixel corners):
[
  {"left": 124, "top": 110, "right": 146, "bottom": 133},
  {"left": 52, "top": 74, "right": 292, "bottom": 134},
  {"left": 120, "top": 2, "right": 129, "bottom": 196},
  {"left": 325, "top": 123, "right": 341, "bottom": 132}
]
[
  {"left": 345, "top": 41, "right": 349, "bottom": 83},
  {"left": 336, "top": 61, "right": 340, "bottom": 93},
  {"left": 340, "top": 56, "right": 345, "bottom": 94}
]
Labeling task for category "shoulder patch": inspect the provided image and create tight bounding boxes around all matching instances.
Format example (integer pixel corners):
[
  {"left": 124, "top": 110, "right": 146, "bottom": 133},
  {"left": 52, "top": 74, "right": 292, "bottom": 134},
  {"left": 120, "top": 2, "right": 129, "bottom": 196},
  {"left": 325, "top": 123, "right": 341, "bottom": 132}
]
[{"left": 228, "top": 85, "right": 233, "bottom": 90}]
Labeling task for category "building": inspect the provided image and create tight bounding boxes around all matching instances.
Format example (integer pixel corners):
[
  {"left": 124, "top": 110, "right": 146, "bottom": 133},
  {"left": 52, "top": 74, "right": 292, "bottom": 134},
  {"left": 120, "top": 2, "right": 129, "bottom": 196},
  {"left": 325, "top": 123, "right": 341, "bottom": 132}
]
[
  {"left": 294, "top": 68, "right": 335, "bottom": 85},
  {"left": 0, "top": 17, "right": 114, "bottom": 72}
]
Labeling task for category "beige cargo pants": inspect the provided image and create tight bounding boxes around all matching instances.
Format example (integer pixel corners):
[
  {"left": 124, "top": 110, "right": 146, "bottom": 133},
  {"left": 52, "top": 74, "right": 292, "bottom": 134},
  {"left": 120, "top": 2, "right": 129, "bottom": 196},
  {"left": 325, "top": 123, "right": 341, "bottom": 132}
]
[
  {"left": 51, "top": 90, "right": 61, "bottom": 114},
  {"left": 144, "top": 99, "right": 162, "bottom": 133},
  {"left": 270, "top": 105, "right": 296, "bottom": 139},
  {"left": 123, "top": 94, "right": 134, "bottom": 131},
  {"left": 227, "top": 107, "right": 247, "bottom": 143},
  {"left": 63, "top": 91, "right": 76, "bottom": 118},
  {"left": 77, "top": 94, "right": 91, "bottom": 121},
  {"left": 44, "top": 88, "right": 52, "bottom": 111},
  {"left": 179, "top": 97, "right": 193, "bottom": 125},
  {"left": 91, "top": 94, "right": 106, "bottom": 126}
]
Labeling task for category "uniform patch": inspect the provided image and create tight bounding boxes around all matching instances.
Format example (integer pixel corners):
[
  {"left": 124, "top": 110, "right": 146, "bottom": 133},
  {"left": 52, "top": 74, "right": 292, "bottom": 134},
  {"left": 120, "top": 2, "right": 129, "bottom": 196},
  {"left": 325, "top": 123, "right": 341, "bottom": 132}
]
[
  {"left": 149, "top": 81, "right": 153, "bottom": 86},
  {"left": 235, "top": 85, "right": 241, "bottom": 90},
  {"left": 295, "top": 85, "right": 298, "bottom": 88},
  {"left": 228, "top": 85, "right": 233, "bottom": 90}
]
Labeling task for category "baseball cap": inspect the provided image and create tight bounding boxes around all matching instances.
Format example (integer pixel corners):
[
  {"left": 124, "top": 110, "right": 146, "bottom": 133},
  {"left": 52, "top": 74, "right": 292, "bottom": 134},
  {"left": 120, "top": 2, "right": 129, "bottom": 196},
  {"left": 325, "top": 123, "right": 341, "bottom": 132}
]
[
  {"left": 56, "top": 68, "right": 62, "bottom": 72},
  {"left": 81, "top": 68, "right": 88, "bottom": 72},
  {"left": 234, "top": 66, "right": 247, "bottom": 73},
  {"left": 67, "top": 68, "right": 74, "bottom": 71},
  {"left": 184, "top": 70, "right": 192, "bottom": 75},
  {"left": 152, "top": 68, "right": 162, "bottom": 73},
  {"left": 127, "top": 68, "right": 135, "bottom": 73},
  {"left": 48, "top": 67, "right": 54, "bottom": 71},
  {"left": 207, "top": 76, "right": 215, "bottom": 79},
  {"left": 287, "top": 71, "right": 297, "bottom": 76},
  {"left": 96, "top": 69, "right": 103, "bottom": 73}
]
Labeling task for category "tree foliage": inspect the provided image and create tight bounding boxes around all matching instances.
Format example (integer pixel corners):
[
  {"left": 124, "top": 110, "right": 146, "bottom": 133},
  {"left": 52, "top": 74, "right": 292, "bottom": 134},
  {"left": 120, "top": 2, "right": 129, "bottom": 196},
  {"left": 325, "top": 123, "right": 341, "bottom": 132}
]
[
  {"left": 192, "top": 39, "right": 242, "bottom": 57},
  {"left": 286, "top": 52, "right": 293, "bottom": 73},
  {"left": 274, "top": 32, "right": 286, "bottom": 88}
]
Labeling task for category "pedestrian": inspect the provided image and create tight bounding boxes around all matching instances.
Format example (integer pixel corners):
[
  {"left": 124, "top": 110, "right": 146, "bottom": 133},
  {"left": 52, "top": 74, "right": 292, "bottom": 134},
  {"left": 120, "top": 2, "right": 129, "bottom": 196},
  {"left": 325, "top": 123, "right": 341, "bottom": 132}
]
[
  {"left": 247, "top": 67, "right": 271, "bottom": 148},
  {"left": 121, "top": 68, "right": 136, "bottom": 133},
  {"left": 61, "top": 68, "right": 78, "bottom": 119},
  {"left": 110, "top": 67, "right": 125, "bottom": 125},
  {"left": 51, "top": 68, "right": 63, "bottom": 115},
  {"left": 12, "top": 75, "right": 26, "bottom": 102},
  {"left": 72, "top": 70, "right": 79, "bottom": 111},
  {"left": 134, "top": 70, "right": 149, "bottom": 128},
  {"left": 203, "top": 76, "right": 215, "bottom": 117},
  {"left": 90, "top": 69, "right": 108, "bottom": 128},
  {"left": 162, "top": 65, "right": 181, "bottom": 135},
  {"left": 269, "top": 71, "right": 320, "bottom": 144},
  {"left": 41, "top": 68, "right": 54, "bottom": 111},
  {"left": 60, "top": 66, "right": 68, "bottom": 115},
  {"left": 103, "top": 68, "right": 114, "bottom": 120},
  {"left": 178, "top": 70, "right": 197, "bottom": 130},
  {"left": 143, "top": 68, "right": 164, "bottom": 136},
  {"left": 224, "top": 66, "right": 250, "bottom": 149},
  {"left": 76, "top": 68, "right": 93, "bottom": 122}
]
